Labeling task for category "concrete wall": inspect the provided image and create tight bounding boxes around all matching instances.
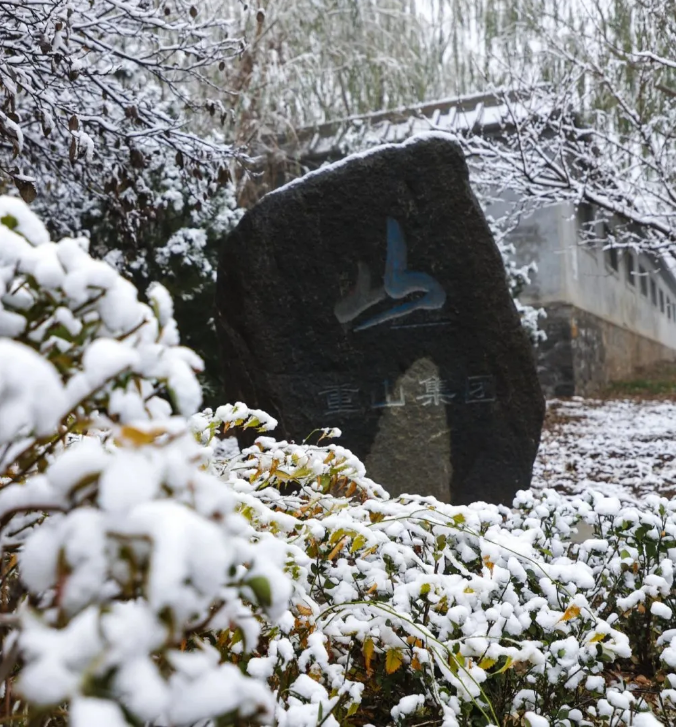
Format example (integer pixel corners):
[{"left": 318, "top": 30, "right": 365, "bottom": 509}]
[
  {"left": 571, "top": 306, "right": 676, "bottom": 394},
  {"left": 566, "top": 234, "right": 676, "bottom": 352},
  {"left": 535, "top": 303, "right": 676, "bottom": 397},
  {"left": 508, "top": 201, "right": 676, "bottom": 350},
  {"left": 501, "top": 201, "right": 676, "bottom": 395}
]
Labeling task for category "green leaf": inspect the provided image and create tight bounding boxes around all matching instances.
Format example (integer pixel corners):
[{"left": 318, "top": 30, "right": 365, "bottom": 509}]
[
  {"left": 1, "top": 214, "right": 18, "bottom": 230},
  {"left": 246, "top": 576, "right": 272, "bottom": 608}
]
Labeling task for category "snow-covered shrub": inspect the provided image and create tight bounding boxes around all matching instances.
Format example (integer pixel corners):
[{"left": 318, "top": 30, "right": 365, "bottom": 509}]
[
  {"left": 1, "top": 0, "right": 250, "bottom": 408},
  {"left": 89, "top": 170, "right": 244, "bottom": 408},
  {"left": 192, "top": 416, "right": 675, "bottom": 727},
  {"left": 0, "top": 198, "right": 290, "bottom": 726}
]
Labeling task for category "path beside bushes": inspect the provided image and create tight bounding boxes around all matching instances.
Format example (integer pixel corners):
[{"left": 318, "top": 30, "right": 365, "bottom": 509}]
[{"left": 533, "top": 397, "right": 676, "bottom": 503}]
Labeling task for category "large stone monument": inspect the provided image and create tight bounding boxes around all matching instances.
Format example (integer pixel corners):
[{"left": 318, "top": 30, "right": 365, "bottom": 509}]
[{"left": 216, "top": 134, "right": 545, "bottom": 505}]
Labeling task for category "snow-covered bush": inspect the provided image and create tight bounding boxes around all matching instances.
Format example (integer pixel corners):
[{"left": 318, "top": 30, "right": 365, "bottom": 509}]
[
  {"left": 90, "top": 170, "right": 244, "bottom": 408},
  {"left": 0, "top": 198, "right": 290, "bottom": 726},
  {"left": 1, "top": 197, "right": 674, "bottom": 726},
  {"left": 194, "top": 419, "right": 675, "bottom": 727}
]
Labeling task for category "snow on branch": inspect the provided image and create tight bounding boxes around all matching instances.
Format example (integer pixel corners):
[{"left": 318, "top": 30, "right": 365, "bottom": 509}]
[
  {"left": 435, "top": 1, "right": 676, "bottom": 258},
  {"left": 0, "top": 0, "right": 245, "bottom": 236}
]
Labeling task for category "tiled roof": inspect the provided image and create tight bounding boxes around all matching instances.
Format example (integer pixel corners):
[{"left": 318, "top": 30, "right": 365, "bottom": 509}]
[{"left": 260, "top": 87, "right": 543, "bottom": 160}]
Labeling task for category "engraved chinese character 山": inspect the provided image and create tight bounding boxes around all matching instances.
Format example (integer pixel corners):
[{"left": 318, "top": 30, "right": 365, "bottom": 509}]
[
  {"left": 319, "top": 384, "right": 361, "bottom": 416},
  {"left": 371, "top": 379, "right": 406, "bottom": 409},
  {"left": 416, "top": 376, "right": 455, "bottom": 406}
]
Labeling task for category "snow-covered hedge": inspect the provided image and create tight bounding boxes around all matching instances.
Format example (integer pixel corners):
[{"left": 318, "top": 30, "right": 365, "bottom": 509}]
[
  {"left": 196, "top": 422, "right": 675, "bottom": 727},
  {"left": 0, "top": 198, "right": 675, "bottom": 727},
  {"left": 0, "top": 197, "right": 290, "bottom": 725}
]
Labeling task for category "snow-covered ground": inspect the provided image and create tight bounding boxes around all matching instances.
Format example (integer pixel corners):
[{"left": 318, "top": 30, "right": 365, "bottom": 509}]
[{"left": 533, "top": 397, "right": 676, "bottom": 503}]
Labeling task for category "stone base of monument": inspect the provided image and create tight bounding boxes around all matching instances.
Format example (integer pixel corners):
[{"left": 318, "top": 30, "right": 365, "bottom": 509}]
[{"left": 217, "top": 133, "right": 545, "bottom": 505}]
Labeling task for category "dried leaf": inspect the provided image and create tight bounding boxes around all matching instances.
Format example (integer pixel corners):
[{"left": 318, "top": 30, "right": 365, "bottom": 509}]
[
  {"left": 130, "top": 148, "right": 146, "bottom": 169},
  {"left": 327, "top": 536, "right": 348, "bottom": 561},
  {"left": 296, "top": 604, "right": 312, "bottom": 616},
  {"left": 68, "top": 115, "right": 79, "bottom": 131},
  {"left": 14, "top": 178, "right": 37, "bottom": 204}
]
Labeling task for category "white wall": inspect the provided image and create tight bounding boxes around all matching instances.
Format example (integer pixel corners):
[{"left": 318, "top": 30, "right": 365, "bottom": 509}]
[{"left": 508, "top": 201, "right": 676, "bottom": 351}]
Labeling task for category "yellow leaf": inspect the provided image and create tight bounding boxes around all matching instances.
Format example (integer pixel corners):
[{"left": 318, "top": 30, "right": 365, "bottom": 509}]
[
  {"left": 346, "top": 702, "right": 359, "bottom": 717},
  {"left": 351, "top": 534, "right": 367, "bottom": 553},
  {"left": 637, "top": 603, "right": 646, "bottom": 614},
  {"left": 366, "top": 582, "right": 379, "bottom": 595},
  {"left": 119, "top": 425, "right": 164, "bottom": 446},
  {"left": 479, "top": 657, "right": 497, "bottom": 670},
  {"left": 589, "top": 633, "right": 606, "bottom": 643},
  {"left": 463, "top": 586, "right": 474, "bottom": 594},
  {"left": 329, "top": 529, "right": 347, "bottom": 545},
  {"left": 411, "top": 654, "right": 422, "bottom": 671},
  {"left": 495, "top": 656, "right": 514, "bottom": 674},
  {"left": 363, "top": 638, "right": 375, "bottom": 674},
  {"left": 447, "top": 653, "right": 465, "bottom": 675},
  {"left": 559, "top": 604, "right": 581, "bottom": 622},
  {"left": 297, "top": 604, "right": 312, "bottom": 616},
  {"left": 385, "top": 648, "right": 403, "bottom": 674},
  {"left": 328, "top": 536, "right": 348, "bottom": 561},
  {"left": 482, "top": 555, "right": 494, "bottom": 573}
]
